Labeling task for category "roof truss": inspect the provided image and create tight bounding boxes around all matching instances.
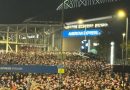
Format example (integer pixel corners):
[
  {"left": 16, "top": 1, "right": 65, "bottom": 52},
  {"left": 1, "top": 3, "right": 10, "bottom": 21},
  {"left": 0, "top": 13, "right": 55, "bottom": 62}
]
[{"left": 57, "top": 0, "right": 120, "bottom": 10}]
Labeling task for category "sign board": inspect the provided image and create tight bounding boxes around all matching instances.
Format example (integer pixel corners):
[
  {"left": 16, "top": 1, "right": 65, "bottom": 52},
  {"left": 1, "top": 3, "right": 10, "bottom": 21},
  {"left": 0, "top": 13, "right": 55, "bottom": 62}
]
[
  {"left": 58, "top": 68, "right": 65, "bottom": 74},
  {"left": 62, "top": 29, "right": 101, "bottom": 38},
  {"left": 64, "top": 23, "right": 108, "bottom": 29},
  {"left": 0, "top": 65, "right": 58, "bottom": 74}
]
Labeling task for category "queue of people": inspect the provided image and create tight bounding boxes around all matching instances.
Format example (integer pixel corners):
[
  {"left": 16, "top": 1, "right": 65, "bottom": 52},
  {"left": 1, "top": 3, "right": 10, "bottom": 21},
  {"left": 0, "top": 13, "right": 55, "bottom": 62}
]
[{"left": 0, "top": 52, "right": 130, "bottom": 90}]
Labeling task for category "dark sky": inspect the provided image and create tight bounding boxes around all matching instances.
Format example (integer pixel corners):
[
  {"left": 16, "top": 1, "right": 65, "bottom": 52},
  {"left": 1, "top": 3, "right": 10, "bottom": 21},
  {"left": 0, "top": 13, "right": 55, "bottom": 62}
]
[
  {"left": 0, "top": 0, "right": 129, "bottom": 23},
  {"left": 0, "top": 0, "right": 61, "bottom": 23}
]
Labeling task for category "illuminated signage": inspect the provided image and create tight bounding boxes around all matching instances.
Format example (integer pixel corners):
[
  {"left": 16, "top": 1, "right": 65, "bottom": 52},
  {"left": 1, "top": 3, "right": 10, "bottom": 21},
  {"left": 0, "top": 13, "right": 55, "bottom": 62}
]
[
  {"left": 64, "top": 23, "right": 108, "bottom": 29},
  {"left": 62, "top": 29, "right": 101, "bottom": 38},
  {"left": 20, "top": 34, "right": 39, "bottom": 39}
]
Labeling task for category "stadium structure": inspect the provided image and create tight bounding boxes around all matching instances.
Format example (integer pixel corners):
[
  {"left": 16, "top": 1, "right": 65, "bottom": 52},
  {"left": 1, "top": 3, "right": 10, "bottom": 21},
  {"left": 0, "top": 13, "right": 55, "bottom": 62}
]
[
  {"left": 0, "top": 16, "right": 113, "bottom": 54},
  {"left": 57, "top": 0, "right": 121, "bottom": 10},
  {"left": 0, "top": 24, "right": 63, "bottom": 53},
  {"left": 0, "top": 0, "right": 127, "bottom": 54}
]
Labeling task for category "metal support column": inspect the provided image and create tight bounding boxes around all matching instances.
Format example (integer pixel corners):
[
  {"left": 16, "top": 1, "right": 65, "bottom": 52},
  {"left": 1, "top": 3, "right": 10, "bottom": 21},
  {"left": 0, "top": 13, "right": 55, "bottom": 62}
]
[
  {"left": 52, "top": 33, "right": 55, "bottom": 51},
  {"left": 15, "top": 26, "right": 18, "bottom": 53},
  {"left": 6, "top": 27, "right": 9, "bottom": 53},
  {"left": 125, "top": 17, "right": 128, "bottom": 64},
  {"left": 43, "top": 28, "right": 46, "bottom": 51},
  {"left": 26, "top": 25, "right": 28, "bottom": 44},
  {"left": 88, "top": 39, "right": 91, "bottom": 53},
  {"left": 35, "top": 27, "right": 37, "bottom": 46}
]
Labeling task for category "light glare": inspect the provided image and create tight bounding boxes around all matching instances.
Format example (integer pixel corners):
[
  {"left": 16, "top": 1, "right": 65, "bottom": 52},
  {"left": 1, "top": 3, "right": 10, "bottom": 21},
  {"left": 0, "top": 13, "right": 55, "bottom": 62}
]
[
  {"left": 117, "top": 10, "right": 126, "bottom": 18},
  {"left": 78, "top": 19, "right": 84, "bottom": 24}
]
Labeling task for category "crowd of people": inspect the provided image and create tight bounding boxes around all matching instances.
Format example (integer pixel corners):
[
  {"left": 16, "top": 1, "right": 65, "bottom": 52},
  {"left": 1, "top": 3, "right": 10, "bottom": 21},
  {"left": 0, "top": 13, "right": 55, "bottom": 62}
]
[{"left": 0, "top": 52, "right": 130, "bottom": 90}]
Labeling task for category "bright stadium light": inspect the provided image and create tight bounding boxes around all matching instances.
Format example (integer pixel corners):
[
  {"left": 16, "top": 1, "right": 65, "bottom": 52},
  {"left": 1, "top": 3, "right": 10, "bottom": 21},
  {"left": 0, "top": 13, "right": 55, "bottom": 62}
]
[
  {"left": 117, "top": 10, "right": 126, "bottom": 19},
  {"left": 77, "top": 19, "right": 84, "bottom": 24}
]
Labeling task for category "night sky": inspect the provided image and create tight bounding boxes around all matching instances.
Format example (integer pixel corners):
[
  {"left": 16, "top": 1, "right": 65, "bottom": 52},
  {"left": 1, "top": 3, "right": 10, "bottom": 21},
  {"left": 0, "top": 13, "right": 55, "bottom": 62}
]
[
  {"left": 0, "top": 0, "right": 61, "bottom": 23},
  {"left": 0, "top": 0, "right": 129, "bottom": 23}
]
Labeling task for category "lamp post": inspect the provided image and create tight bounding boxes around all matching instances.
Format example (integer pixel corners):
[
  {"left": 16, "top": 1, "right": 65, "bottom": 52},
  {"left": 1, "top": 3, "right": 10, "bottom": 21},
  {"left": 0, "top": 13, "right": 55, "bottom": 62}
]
[
  {"left": 122, "top": 33, "right": 125, "bottom": 90},
  {"left": 117, "top": 10, "right": 128, "bottom": 90},
  {"left": 122, "top": 33, "right": 126, "bottom": 63},
  {"left": 117, "top": 10, "right": 128, "bottom": 63},
  {"left": 125, "top": 17, "right": 128, "bottom": 64}
]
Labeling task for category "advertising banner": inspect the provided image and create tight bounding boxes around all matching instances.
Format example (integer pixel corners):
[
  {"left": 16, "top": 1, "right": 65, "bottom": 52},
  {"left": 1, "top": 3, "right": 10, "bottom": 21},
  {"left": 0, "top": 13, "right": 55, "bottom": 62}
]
[{"left": 0, "top": 65, "right": 58, "bottom": 74}]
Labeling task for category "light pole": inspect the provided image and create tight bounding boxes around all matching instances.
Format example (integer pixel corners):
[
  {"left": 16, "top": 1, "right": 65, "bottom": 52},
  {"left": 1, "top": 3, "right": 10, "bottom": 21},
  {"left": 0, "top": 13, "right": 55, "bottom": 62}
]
[
  {"left": 122, "top": 33, "right": 126, "bottom": 63},
  {"left": 117, "top": 10, "right": 128, "bottom": 90},
  {"left": 117, "top": 10, "right": 128, "bottom": 64},
  {"left": 122, "top": 33, "right": 125, "bottom": 90},
  {"left": 125, "top": 17, "right": 128, "bottom": 64}
]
